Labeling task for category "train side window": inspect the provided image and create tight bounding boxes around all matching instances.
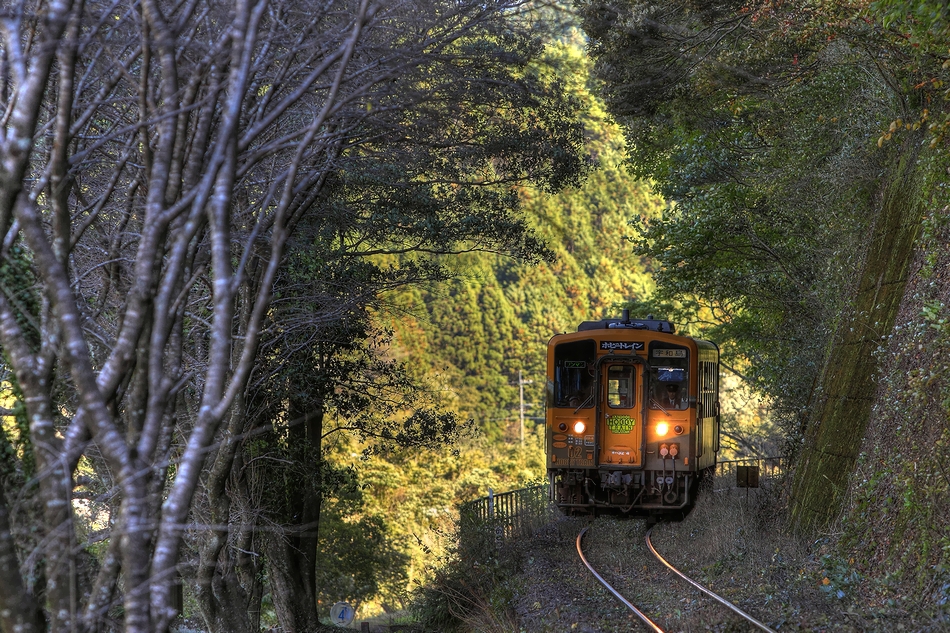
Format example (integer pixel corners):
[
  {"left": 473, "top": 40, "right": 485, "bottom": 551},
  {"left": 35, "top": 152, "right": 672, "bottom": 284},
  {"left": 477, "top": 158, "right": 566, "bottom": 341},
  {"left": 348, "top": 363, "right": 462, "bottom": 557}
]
[
  {"left": 553, "top": 339, "right": 596, "bottom": 408},
  {"left": 696, "top": 359, "right": 720, "bottom": 418},
  {"left": 698, "top": 365, "right": 706, "bottom": 416}
]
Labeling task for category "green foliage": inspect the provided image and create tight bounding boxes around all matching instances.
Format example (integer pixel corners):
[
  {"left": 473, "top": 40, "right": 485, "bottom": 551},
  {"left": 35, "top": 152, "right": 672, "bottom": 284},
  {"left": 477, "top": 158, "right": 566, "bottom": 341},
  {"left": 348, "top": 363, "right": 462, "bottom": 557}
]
[
  {"left": 218, "top": 13, "right": 598, "bottom": 624},
  {"left": 318, "top": 421, "right": 550, "bottom": 619},
  {"left": 244, "top": 434, "right": 415, "bottom": 611},
  {"left": 576, "top": 0, "right": 910, "bottom": 444},
  {"left": 0, "top": 381, "right": 34, "bottom": 482},
  {"left": 410, "top": 521, "right": 523, "bottom": 633},
  {"left": 313, "top": 38, "right": 665, "bottom": 613},
  {"left": 313, "top": 467, "right": 412, "bottom": 611},
  {"left": 866, "top": 0, "right": 950, "bottom": 147},
  {"left": 0, "top": 253, "right": 42, "bottom": 496},
  {"left": 875, "top": 0, "right": 950, "bottom": 32},
  {"left": 818, "top": 550, "right": 862, "bottom": 600}
]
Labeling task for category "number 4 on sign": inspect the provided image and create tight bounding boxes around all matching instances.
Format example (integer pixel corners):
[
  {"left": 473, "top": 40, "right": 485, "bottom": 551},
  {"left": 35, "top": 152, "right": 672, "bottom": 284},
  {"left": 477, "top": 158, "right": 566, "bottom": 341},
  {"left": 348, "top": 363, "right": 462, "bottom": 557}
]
[{"left": 330, "top": 602, "right": 354, "bottom": 627}]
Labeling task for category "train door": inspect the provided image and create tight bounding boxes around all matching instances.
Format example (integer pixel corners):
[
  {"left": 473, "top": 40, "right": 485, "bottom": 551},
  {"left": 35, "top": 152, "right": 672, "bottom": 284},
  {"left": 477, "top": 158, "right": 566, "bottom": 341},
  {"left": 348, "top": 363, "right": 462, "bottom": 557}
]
[{"left": 599, "top": 362, "right": 643, "bottom": 466}]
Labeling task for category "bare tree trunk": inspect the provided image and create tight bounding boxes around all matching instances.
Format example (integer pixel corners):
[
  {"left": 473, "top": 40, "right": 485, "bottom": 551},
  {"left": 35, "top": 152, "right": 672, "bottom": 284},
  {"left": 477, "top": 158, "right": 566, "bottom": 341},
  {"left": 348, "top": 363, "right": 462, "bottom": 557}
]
[
  {"left": 194, "top": 394, "right": 257, "bottom": 633},
  {"left": 270, "top": 396, "right": 325, "bottom": 630},
  {"left": 264, "top": 537, "right": 322, "bottom": 633}
]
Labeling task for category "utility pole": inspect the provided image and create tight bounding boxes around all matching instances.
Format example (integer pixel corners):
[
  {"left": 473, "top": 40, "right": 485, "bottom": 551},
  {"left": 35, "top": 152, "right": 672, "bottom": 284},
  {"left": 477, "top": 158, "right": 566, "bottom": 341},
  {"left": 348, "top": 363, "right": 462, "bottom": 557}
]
[{"left": 519, "top": 370, "right": 533, "bottom": 447}]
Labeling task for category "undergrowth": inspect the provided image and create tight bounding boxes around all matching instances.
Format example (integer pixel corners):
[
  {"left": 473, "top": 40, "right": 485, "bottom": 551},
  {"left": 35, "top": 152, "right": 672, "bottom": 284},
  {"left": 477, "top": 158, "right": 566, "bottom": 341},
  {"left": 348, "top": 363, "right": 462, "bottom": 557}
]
[{"left": 411, "top": 525, "right": 522, "bottom": 632}]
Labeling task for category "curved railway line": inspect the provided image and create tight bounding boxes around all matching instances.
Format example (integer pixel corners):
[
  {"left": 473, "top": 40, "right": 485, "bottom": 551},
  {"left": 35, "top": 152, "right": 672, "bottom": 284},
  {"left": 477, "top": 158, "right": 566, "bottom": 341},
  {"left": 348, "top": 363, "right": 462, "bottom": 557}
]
[{"left": 576, "top": 525, "right": 777, "bottom": 633}]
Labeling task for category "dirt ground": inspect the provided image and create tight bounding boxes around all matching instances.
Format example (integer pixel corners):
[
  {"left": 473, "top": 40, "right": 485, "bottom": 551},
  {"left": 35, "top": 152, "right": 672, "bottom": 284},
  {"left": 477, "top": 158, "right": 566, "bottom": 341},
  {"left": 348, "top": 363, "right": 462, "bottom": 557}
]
[{"left": 501, "top": 482, "right": 946, "bottom": 633}]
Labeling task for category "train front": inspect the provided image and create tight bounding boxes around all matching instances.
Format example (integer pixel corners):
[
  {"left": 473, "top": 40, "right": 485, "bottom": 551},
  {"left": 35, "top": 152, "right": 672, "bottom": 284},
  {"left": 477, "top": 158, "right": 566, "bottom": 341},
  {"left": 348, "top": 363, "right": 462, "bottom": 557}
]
[{"left": 545, "top": 315, "right": 719, "bottom": 516}]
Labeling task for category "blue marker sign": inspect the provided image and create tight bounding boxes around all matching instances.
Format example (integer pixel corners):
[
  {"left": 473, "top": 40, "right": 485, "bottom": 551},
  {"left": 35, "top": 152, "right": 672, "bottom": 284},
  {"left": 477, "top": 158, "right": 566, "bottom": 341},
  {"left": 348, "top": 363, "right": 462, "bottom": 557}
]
[{"left": 330, "top": 602, "right": 355, "bottom": 627}]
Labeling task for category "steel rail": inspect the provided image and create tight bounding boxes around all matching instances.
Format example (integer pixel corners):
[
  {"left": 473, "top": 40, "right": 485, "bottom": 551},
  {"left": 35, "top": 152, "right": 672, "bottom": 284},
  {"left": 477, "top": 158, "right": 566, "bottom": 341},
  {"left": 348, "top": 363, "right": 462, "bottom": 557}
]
[
  {"left": 645, "top": 526, "right": 777, "bottom": 633},
  {"left": 576, "top": 527, "right": 665, "bottom": 633}
]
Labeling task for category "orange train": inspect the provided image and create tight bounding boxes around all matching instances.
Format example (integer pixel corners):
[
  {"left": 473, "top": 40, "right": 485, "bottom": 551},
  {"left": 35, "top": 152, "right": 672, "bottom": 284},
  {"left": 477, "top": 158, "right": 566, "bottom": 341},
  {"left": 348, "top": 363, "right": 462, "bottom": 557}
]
[{"left": 546, "top": 311, "right": 720, "bottom": 515}]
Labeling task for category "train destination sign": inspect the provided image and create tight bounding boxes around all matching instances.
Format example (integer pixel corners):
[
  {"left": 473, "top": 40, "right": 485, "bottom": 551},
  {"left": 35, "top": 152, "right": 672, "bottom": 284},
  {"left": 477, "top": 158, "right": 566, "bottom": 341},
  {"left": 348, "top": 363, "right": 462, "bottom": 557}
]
[
  {"left": 653, "top": 348, "right": 687, "bottom": 358},
  {"left": 600, "top": 341, "right": 644, "bottom": 351}
]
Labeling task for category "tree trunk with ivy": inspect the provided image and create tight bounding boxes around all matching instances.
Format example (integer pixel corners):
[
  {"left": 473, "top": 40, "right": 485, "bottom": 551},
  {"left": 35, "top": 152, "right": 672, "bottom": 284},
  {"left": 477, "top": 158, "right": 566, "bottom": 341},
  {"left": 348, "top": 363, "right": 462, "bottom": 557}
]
[{"left": 790, "top": 135, "right": 927, "bottom": 531}]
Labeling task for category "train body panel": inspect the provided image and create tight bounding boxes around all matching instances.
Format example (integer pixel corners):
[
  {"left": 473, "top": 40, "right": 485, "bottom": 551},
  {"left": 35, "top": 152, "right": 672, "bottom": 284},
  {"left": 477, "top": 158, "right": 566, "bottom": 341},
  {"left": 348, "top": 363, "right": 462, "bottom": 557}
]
[{"left": 546, "top": 313, "right": 720, "bottom": 516}]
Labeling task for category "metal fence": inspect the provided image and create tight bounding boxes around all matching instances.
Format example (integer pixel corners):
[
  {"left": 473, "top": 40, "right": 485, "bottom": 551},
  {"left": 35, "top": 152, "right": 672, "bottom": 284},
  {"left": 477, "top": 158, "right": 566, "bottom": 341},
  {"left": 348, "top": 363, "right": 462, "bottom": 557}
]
[
  {"left": 714, "top": 456, "right": 787, "bottom": 492},
  {"left": 459, "top": 457, "right": 787, "bottom": 545},
  {"left": 459, "top": 484, "right": 555, "bottom": 543}
]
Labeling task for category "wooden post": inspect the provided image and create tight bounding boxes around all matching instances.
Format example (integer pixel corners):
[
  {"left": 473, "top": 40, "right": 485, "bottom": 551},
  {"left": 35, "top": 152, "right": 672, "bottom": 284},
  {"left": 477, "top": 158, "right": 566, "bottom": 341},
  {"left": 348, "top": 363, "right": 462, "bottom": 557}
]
[{"left": 171, "top": 572, "right": 183, "bottom": 616}]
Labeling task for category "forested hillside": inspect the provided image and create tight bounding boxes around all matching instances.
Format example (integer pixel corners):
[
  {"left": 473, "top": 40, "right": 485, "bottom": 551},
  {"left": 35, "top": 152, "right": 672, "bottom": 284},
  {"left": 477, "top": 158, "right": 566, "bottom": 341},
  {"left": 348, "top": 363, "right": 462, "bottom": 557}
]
[
  {"left": 342, "top": 33, "right": 779, "bottom": 619},
  {"left": 383, "top": 38, "right": 660, "bottom": 440},
  {"left": 336, "top": 1, "right": 950, "bottom": 626}
]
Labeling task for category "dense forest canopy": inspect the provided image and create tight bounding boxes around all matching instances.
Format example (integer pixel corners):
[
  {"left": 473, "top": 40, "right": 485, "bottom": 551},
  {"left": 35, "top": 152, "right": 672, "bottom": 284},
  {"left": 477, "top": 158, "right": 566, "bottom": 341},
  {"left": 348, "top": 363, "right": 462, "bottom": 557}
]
[
  {"left": 360, "top": 26, "right": 776, "bottom": 615},
  {"left": 384, "top": 37, "right": 660, "bottom": 439}
]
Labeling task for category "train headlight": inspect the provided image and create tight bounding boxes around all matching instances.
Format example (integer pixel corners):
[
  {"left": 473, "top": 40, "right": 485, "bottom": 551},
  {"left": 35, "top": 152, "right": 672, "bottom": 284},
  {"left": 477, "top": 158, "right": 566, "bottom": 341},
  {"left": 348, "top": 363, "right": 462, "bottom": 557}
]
[
  {"left": 573, "top": 421, "right": 586, "bottom": 434},
  {"left": 673, "top": 425, "right": 684, "bottom": 435},
  {"left": 656, "top": 422, "right": 669, "bottom": 437}
]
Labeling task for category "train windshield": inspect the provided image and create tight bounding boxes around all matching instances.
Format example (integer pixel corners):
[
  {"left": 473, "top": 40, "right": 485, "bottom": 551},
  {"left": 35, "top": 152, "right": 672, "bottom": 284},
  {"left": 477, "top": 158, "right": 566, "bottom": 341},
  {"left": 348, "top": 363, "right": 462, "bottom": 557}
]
[
  {"left": 553, "top": 339, "right": 596, "bottom": 408},
  {"left": 650, "top": 342, "right": 689, "bottom": 410}
]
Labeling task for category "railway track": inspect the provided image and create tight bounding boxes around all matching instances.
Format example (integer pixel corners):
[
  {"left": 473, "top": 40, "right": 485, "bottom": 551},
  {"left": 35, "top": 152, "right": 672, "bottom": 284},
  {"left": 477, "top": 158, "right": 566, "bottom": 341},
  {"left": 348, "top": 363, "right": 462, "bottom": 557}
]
[{"left": 576, "top": 525, "right": 777, "bottom": 632}]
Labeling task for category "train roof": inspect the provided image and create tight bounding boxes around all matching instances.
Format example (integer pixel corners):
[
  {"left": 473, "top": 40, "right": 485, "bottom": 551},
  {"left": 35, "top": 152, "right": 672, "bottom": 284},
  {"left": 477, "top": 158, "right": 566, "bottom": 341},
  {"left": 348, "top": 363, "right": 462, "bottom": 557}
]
[{"left": 577, "top": 314, "right": 675, "bottom": 334}]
